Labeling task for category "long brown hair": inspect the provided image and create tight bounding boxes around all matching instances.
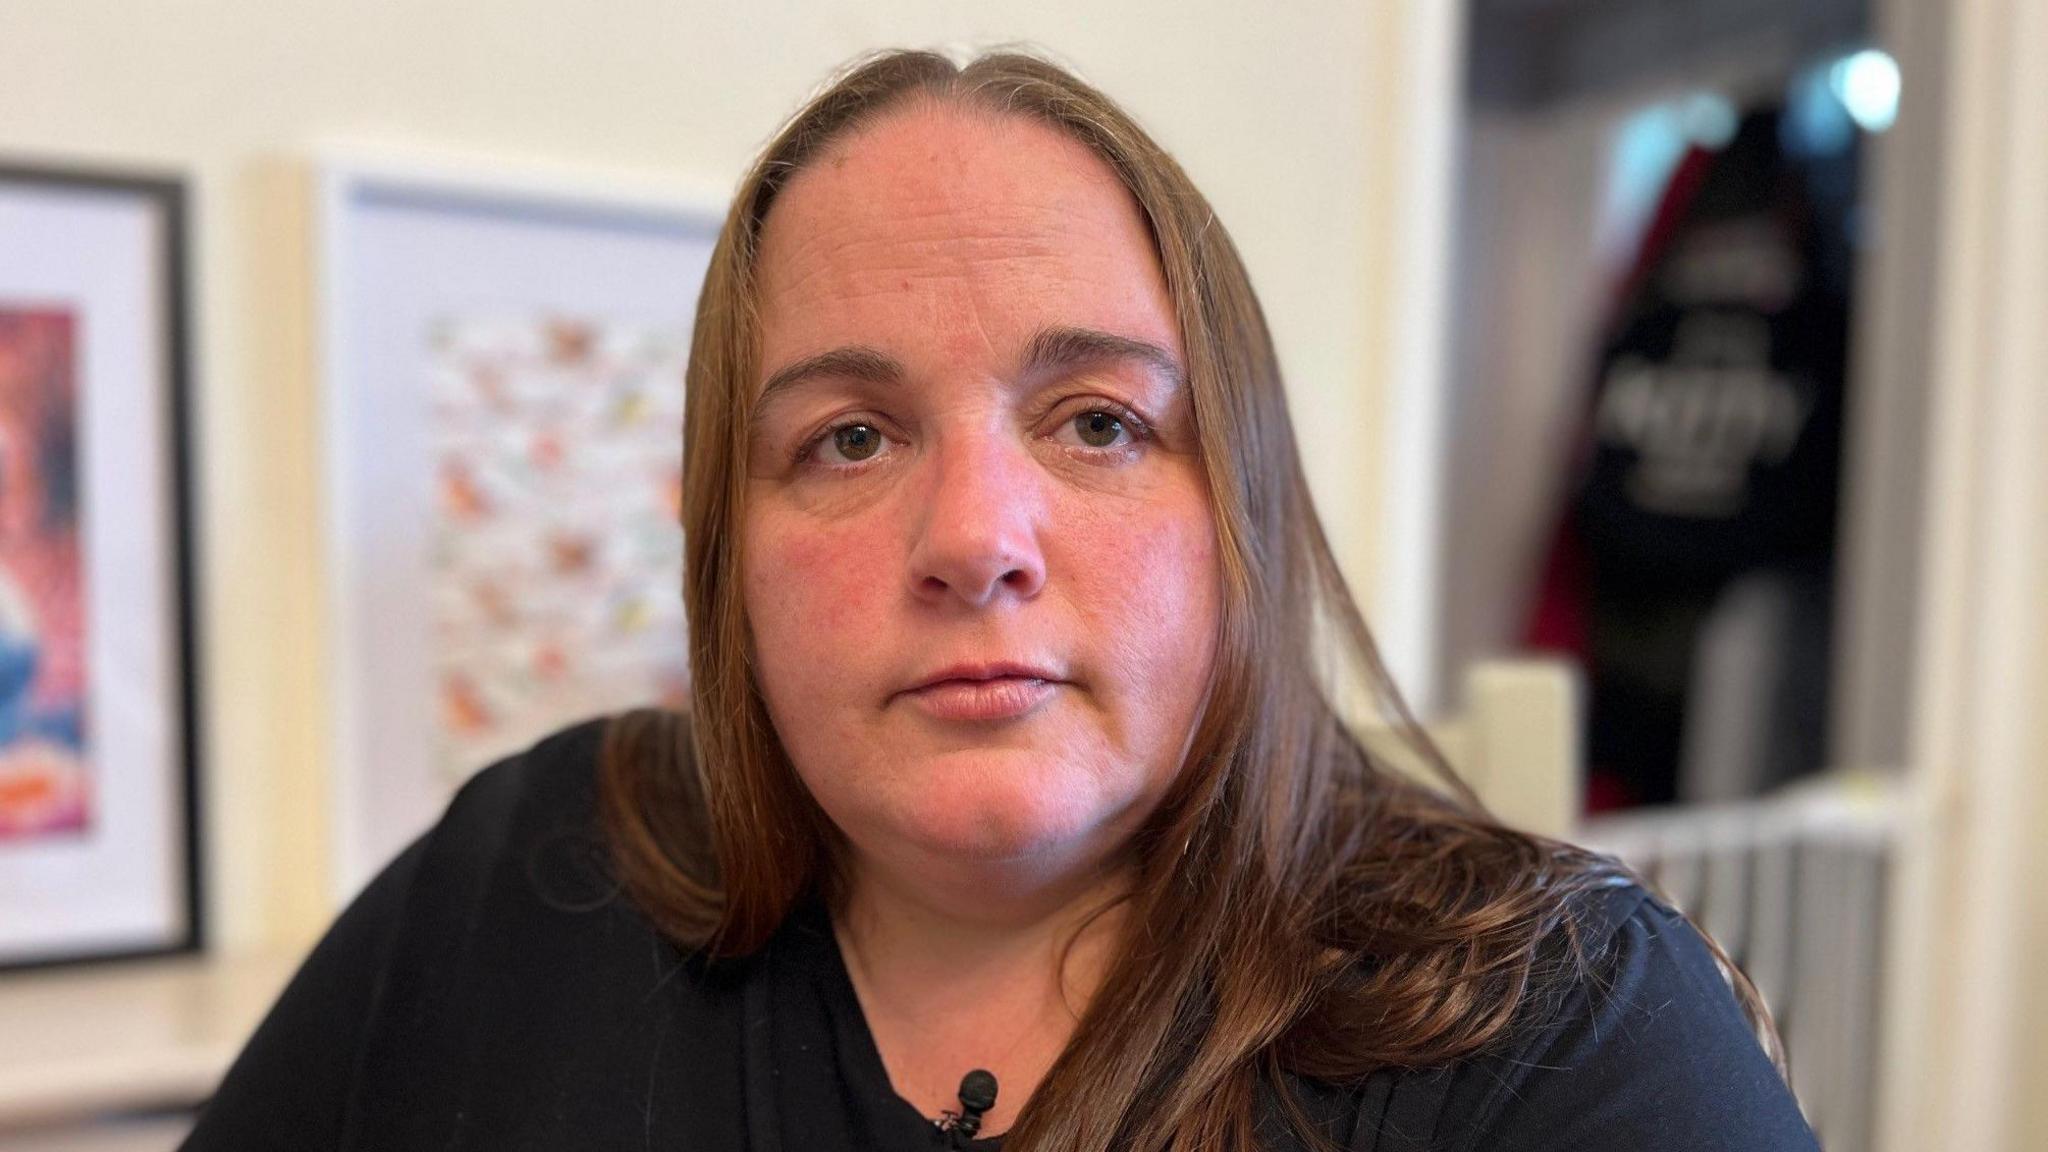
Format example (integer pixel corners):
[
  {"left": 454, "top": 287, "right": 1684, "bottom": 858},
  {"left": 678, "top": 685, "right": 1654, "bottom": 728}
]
[{"left": 600, "top": 46, "right": 1786, "bottom": 1151}]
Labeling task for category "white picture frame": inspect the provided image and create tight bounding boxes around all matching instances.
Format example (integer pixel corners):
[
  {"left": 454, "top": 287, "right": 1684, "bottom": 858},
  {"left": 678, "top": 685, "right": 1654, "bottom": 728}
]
[{"left": 318, "top": 152, "right": 721, "bottom": 901}]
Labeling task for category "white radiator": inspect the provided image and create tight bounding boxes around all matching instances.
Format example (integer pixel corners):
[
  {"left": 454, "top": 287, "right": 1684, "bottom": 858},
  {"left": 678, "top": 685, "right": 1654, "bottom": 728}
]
[{"left": 1576, "top": 776, "right": 1902, "bottom": 1152}]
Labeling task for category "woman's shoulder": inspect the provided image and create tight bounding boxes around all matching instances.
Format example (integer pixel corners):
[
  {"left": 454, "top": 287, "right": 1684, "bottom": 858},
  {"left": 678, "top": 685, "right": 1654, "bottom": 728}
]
[
  {"left": 184, "top": 711, "right": 746, "bottom": 1149},
  {"left": 1340, "top": 876, "right": 1818, "bottom": 1152},
  {"left": 403, "top": 709, "right": 708, "bottom": 944},
  {"left": 418, "top": 708, "right": 699, "bottom": 887},
  {"left": 365, "top": 711, "right": 743, "bottom": 1134},
  {"left": 434, "top": 712, "right": 619, "bottom": 842}
]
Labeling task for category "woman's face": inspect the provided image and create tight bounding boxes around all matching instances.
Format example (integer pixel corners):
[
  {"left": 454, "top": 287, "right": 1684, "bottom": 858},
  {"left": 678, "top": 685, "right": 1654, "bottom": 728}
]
[{"left": 741, "top": 103, "right": 1220, "bottom": 889}]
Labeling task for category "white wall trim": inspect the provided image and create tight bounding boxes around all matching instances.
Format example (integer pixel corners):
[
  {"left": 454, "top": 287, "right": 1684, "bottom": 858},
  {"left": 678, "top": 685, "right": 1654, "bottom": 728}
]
[
  {"left": 1364, "top": 1, "right": 1463, "bottom": 719},
  {"left": 1880, "top": 1, "right": 2048, "bottom": 1147}
]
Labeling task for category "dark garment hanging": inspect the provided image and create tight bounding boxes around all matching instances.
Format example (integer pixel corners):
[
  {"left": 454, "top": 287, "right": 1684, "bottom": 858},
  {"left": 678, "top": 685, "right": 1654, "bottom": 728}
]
[
  {"left": 1525, "top": 106, "right": 1853, "bottom": 809},
  {"left": 180, "top": 717, "right": 1818, "bottom": 1151}
]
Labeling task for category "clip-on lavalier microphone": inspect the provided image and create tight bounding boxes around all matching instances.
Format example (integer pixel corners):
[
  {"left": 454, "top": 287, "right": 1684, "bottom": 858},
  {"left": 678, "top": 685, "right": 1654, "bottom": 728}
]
[{"left": 935, "top": 1068, "right": 999, "bottom": 1147}]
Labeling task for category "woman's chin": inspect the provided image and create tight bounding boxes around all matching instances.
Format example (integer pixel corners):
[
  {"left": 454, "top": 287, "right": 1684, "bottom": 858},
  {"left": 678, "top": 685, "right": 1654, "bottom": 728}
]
[{"left": 864, "top": 752, "right": 1122, "bottom": 866}]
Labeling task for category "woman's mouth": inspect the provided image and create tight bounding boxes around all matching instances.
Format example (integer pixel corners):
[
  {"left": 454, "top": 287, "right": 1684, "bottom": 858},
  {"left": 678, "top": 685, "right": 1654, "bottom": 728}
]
[{"left": 900, "top": 675, "right": 1058, "bottom": 722}]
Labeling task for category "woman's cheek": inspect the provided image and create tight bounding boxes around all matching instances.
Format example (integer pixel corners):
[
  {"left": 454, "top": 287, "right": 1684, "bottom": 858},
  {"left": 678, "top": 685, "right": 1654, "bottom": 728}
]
[
  {"left": 746, "top": 512, "right": 894, "bottom": 679},
  {"left": 1104, "top": 499, "right": 1215, "bottom": 610},
  {"left": 1140, "top": 510, "right": 1222, "bottom": 688}
]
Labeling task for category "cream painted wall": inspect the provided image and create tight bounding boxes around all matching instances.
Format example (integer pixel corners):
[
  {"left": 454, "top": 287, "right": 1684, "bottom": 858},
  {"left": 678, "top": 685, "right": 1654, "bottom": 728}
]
[{"left": 0, "top": 2, "right": 1456, "bottom": 950}]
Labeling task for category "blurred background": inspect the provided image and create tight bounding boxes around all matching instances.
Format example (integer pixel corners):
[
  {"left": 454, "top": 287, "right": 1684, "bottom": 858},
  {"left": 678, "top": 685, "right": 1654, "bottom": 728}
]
[{"left": 0, "top": 0, "right": 2041, "bottom": 1148}]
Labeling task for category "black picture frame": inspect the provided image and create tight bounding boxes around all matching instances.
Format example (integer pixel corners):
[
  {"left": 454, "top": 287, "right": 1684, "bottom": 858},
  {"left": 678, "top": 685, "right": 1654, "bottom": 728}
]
[{"left": 0, "top": 159, "right": 204, "bottom": 971}]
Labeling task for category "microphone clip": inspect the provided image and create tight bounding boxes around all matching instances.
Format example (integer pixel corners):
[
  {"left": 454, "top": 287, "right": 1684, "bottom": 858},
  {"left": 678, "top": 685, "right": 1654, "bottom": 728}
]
[{"left": 934, "top": 1068, "right": 999, "bottom": 1147}]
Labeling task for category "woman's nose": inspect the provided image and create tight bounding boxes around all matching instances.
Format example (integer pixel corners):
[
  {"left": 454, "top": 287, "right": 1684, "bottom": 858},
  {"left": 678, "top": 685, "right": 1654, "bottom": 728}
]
[{"left": 906, "top": 431, "right": 1048, "bottom": 608}]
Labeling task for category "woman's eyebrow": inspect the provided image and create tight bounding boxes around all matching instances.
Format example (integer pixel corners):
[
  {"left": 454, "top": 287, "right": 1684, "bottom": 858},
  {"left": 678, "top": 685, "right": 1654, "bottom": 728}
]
[
  {"left": 752, "top": 325, "right": 1186, "bottom": 414},
  {"left": 1019, "top": 325, "right": 1187, "bottom": 393},
  {"left": 755, "top": 345, "right": 903, "bottom": 411}
]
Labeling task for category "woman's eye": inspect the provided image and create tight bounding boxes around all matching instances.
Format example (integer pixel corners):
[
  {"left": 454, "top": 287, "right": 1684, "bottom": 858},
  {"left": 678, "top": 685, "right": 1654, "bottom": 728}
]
[
  {"left": 831, "top": 423, "right": 884, "bottom": 461},
  {"left": 1068, "top": 409, "right": 1131, "bottom": 449},
  {"left": 795, "top": 421, "right": 893, "bottom": 470},
  {"left": 815, "top": 422, "right": 888, "bottom": 465}
]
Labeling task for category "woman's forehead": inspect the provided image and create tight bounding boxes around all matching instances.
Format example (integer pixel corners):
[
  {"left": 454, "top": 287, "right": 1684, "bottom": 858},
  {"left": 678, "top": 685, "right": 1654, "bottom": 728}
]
[
  {"left": 765, "top": 103, "right": 1127, "bottom": 245},
  {"left": 751, "top": 104, "right": 1181, "bottom": 378}
]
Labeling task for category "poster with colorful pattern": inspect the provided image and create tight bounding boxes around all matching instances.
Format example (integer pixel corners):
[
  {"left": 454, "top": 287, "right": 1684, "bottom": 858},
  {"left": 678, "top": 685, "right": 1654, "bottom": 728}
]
[
  {"left": 425, "top": 314, "right": 690, "bottom": 782},
  {"left": 0, "top": 307, "right": 91, "bottom": 840}
]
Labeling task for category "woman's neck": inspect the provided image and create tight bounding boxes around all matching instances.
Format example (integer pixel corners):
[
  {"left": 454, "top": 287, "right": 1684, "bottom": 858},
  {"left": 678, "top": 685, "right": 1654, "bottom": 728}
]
[{"left": 831, "top": 854, "right": 1132, "bottom": 1139}]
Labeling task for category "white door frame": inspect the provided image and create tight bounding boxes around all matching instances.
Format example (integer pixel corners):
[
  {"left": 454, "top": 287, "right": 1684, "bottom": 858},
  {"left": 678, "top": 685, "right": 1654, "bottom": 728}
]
[{"left": 1879, "top": 1, "right": 2048, "bottom": 1148}]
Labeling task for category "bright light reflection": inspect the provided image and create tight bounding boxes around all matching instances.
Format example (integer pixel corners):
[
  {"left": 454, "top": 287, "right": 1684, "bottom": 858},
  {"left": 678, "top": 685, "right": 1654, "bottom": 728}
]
[{"left": 1831, "top": 49, "right": 1901, "bottom": 133}]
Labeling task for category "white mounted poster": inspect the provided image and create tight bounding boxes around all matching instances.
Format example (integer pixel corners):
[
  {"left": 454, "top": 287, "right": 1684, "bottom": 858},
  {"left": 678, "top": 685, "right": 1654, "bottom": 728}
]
[
  {"left": 320, "top": 158, "right": 719, "bottom": 900},
  {"left": 0, "top": 163, "right": 203, "bottom": 968}
]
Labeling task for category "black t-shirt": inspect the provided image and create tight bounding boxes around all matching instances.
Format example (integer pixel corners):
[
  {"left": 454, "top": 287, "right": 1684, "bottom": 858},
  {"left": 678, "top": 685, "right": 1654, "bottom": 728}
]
[{"left": 180, "top": 717, "right": 1819, "bottom": 1151}]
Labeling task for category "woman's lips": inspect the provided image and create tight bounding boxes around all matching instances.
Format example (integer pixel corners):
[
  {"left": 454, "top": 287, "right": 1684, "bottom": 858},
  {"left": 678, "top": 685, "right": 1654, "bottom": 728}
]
[{"left": 900, "top": 676, "right": 1057, "bottom": 721}]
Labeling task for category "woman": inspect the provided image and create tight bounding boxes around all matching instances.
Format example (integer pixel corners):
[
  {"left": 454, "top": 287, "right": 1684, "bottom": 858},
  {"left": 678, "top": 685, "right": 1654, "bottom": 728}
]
[{"left": 185, "top": 49, "right": 1819, "bottom": 1151}]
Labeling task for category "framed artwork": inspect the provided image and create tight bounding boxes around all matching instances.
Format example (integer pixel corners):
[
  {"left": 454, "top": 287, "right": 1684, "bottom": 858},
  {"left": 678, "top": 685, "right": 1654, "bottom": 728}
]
[
  {"left": 320, "top": 156, "right": 720, "bottom": 900},
  {"left": 0, "top": 163, "right": 204, "bottom": 969}
]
